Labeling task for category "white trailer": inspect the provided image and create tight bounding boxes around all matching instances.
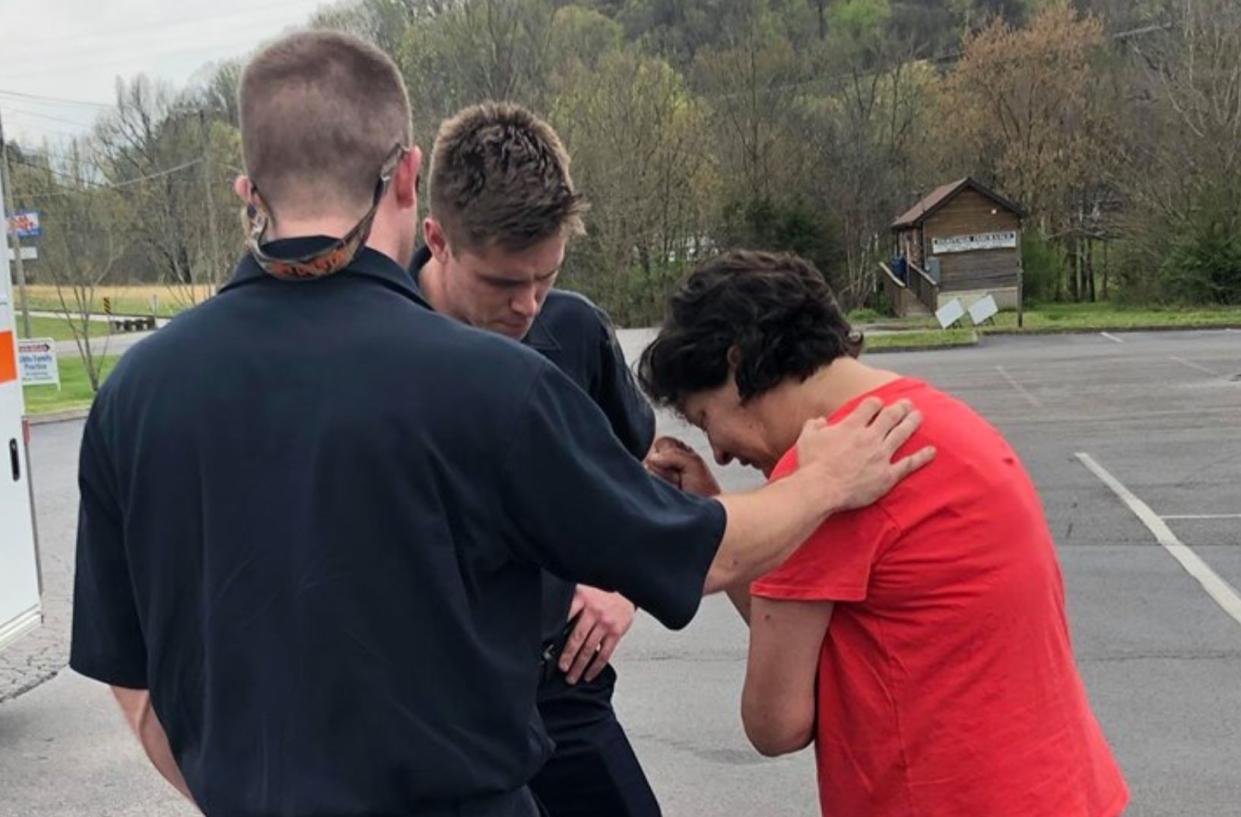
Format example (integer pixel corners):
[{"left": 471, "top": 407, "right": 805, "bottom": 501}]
[{"left": 0, "top": 169, "right": 42, "bottom": 653}]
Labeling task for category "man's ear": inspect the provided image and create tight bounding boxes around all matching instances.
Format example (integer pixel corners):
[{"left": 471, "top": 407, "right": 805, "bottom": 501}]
[
  {"left": 233, "top": 174, "right": 254, "bottom": 205},
  {"left": 424, "top": 216, "right": 450, "bottom": 264},
  {"left": 393, "top": 146, "right": 422, "bottom": 210}
]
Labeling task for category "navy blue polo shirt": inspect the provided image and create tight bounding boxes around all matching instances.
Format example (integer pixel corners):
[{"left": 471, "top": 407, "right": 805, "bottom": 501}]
[
  {"left": 69, "top": 239, "right": 725, "bottom": 817},
  {"left": 410, "top": 247, "right": 656, "bottom": 645}
]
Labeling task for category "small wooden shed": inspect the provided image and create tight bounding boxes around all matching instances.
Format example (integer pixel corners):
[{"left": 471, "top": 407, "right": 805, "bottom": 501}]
[{"left": 880, "top": 177, "right": 1025, "bottom": 317}]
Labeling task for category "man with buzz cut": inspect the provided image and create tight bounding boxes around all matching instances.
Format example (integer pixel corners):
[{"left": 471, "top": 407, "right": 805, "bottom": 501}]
[{"left": 412, "top": 101, "right": 662, "bottom": 817}]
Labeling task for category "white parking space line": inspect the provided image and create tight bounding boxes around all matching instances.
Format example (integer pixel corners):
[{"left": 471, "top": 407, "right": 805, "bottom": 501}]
[
  {"left": 1162, "top": 514, "right": 1241, "bottom": 520},
  {"left": 1076, "top": 452, "right": 1241, "bottom": 627},
  {"left": 1100, "top": 332, "right": 1125, "bottom": 344},
  {"left": 995, "top": 365, "right": 1042, "bottom": 408},
  {"left": 1169, "top": 356, "right": 1217, "bottom": 375}
]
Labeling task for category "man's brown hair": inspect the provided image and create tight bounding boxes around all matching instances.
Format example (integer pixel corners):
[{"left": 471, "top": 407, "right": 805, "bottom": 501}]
[
  {"left": 429, "top": 102, "right": 587, "bottom": 252},
  {"left": 239, "top": 31, "right": 411, "bottom": 217}
]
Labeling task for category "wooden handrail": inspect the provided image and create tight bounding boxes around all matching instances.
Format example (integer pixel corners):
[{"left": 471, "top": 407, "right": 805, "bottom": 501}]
[
  {"left": 908, "top": 260, "right": 939, "bottom": 290},
  {"left": 878, "top": 261, "right": 906, "bottom": 289}
]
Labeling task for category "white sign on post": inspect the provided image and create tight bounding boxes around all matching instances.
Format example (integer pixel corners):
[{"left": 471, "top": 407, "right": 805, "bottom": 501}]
[
  {"left": 968, "top": 294, "right": 999, "bottom": 325},
  {"left": 6, "top": 246, "right": 37, "bottom": 262},
  {"left": 935, "top": 298, "right": 966, "bottom": 330},
  {"left": 931, "top": 231, "right": 1018, "bottom": 254},
  {"left": 17, "top": 338, "right": 60, "bottom": 388}
]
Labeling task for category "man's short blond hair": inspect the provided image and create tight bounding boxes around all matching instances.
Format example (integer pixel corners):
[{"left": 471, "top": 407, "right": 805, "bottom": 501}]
[
  {"left": 429, "top": 102, "right": 587, "bottom": 252},
  {"left": 239, "top": 31, "right": 411, "bottom": 217}
]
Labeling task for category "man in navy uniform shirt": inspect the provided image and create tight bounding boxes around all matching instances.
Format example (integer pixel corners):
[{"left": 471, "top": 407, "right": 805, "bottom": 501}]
[
  {"left": 69, "top": 31, "right": 933, "bottom": 817},
  {"left": 413, "top": 101, "right": 662, "bottom": 817}
]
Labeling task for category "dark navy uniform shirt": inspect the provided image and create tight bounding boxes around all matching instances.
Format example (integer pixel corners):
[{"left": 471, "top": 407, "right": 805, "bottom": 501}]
[
  {"left": 410, "top": 246, "right": 655, "bottom": 644},
  {"left": 69, "top": 240, "right": 725, "bottom": 817}
]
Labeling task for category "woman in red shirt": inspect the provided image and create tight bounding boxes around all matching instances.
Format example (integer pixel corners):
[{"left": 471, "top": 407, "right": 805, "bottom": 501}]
[{"left": 641, "top": 250, "right": 1128, "bottom": 817}]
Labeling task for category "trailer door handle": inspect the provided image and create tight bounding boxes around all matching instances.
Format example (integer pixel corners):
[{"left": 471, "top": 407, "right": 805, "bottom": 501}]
[{"left": 9, "top": 438, "right": 19, "bottom": 482}]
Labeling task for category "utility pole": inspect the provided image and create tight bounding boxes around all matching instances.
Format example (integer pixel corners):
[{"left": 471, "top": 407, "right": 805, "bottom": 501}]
[
  {"left": 0, "top": 108, "right": 32, "bottom": 338},
  {"left": 199, "top": 109, "right": 221, "bottom": 294}
]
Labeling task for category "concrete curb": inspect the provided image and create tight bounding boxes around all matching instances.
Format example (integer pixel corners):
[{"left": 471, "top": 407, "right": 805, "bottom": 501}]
[
  {"left": 979, "top": 323, "right": 1241, "bottom": 336},
  {"left": 866, "top": 339, "right": 981, "bottom": 354},
  {"left": 858, "top": 322, "right": 1241, "bottom": 336},
  {"left": 28, "top": 407, "right": 91, "bottom": 426}
]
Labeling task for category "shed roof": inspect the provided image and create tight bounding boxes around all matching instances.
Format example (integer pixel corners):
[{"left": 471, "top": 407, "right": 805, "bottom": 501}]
[{"left": 892, "top": 177, "right": 1025, "bottom": 230}]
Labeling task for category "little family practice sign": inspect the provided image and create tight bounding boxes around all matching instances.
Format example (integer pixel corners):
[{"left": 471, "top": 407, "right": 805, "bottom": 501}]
[
  {"left": 17, "top": 338, "right": 60, "bottom": 388},
  {"left": 931, "top": 230, "right": 1018, "bottom": 254}
]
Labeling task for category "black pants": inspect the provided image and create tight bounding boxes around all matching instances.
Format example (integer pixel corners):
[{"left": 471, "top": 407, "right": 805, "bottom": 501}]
[{"left": 529, "top": 666, "right": 661, "bottom": 817}]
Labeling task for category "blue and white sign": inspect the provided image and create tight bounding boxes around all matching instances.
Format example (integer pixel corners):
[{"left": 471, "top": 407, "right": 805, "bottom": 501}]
[{"left": 17, "top": 337, "right": 59, "bottom": 387}]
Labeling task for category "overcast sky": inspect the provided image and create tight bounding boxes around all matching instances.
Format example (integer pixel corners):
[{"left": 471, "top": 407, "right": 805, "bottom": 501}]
[{"left": 0, "top": 0, "right": 332, "bottom": 147}]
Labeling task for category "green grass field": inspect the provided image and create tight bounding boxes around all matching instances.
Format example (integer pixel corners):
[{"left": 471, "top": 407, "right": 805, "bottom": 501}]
[
  {"left": 15, "top": 284, "right": 213, "bottom": 318},
  {"left": 21, "top": 356, "right": 118, "bottom": 415},
  {"left": 986, "top": 302, "right": 1241, "bottom": 332},
  {"left": 866, "top": 329, "right": 979, "bottom": 352},
  {"left": 860, "top": 302, "right": 1241, "bottom": 336},
  {"left": 16, "top": 315, "right": 104, "bottom": 342}
]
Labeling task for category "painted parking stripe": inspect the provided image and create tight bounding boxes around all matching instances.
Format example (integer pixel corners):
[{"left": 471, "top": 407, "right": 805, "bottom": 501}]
[
  {"left": 1162, "top": 514, "right": 1241, "bottom": 521},
  {"left": 1169, "top": 356, "right": 1216, "bottom": 375},
  {"left": 995, "top": 365, "right": 1042, "bottom": 408},
  {"left": 1076, "top": 452, "right": 1241, "bottom": 627}
]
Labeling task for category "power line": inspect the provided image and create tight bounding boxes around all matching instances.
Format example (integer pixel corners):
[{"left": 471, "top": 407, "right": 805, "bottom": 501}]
[
  {"left": 0, "top": 2, "right": 324, "bottom": 85},
  {"left": 8, "top": 154, "right": 104, "bottom": 185},
  {"left": 0, "top": 104, "right": 97, "bottom": 129},
  {"left": 109, "top": 158, "right": 204, "bottom": 188},
  {"left": 0, "top": 123, "right": 89, "bottom": 142},
  {"left": 10, "top": 157, "right": 204, "bottom": 198},
  {"left": 0, "top": 0, "right": 317, "bottom": 65},
  {"left": 0, "top": 88, "right": 112, "bottom": 109}
]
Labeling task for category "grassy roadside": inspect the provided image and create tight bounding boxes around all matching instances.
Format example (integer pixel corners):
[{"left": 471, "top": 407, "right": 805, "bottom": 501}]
[
  {"left": 16, "top": 315, "right": 104, "bottom": 342},
  {"left": 984, "top": 303, "right": 1241, "bottom": 332},
  {"left": 860, "top": 302, "right": 1241, "bottom": 350},
  {"left": 866, "top": 329, "right": 979, "bottom": 353},
  {"left": 22, "top": 356, "right": 118, "bottom": 416}
]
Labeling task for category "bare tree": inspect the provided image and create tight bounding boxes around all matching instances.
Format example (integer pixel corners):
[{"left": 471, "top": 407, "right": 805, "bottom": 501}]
[
  {"left": 25, "top": 143, "right": 126, "bottom": 391},
  {"left": 94, "top": 76, "right": 238, "bottom": 307}
]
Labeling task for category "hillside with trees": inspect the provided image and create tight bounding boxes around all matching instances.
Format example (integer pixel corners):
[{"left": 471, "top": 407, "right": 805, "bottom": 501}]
[{"left": 5, "top": 0, "right": 1240, "bottom": 325}]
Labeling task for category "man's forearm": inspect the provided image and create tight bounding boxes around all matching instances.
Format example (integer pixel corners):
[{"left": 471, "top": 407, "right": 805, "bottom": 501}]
[
  {"left": 111, "top": 686, "right": 195, "bottom": 803},
  {"left": 705, "top": 466, "right": 838, "bottom": 594}
]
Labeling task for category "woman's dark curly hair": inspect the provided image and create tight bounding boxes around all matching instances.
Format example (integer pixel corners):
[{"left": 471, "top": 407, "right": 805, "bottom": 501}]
[{"left": 638, "top": 250, "right": 863, "bottom": 409}]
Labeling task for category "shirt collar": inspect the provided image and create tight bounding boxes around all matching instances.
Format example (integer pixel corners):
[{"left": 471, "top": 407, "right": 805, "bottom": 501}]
[
  {"left": 522, "top": 312, "right": 559, "bottom": 352},
  {"left": 223, "top": 237, "right": 430, "bottom": 308}
]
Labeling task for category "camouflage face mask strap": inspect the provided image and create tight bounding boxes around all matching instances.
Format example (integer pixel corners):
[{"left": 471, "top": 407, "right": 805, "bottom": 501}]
[{"left": 244, "top": 144, "right": 408, "bottom": 281}]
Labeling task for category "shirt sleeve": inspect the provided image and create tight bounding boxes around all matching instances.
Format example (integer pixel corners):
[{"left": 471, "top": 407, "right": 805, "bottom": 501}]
[
  {"left": 499, "top": 365, "right": 725, "bottom": 629},
  {"left": 750, "top": 453, "right": 901, "bottom": 603},
  {"left": 590, "top": 314, "right": 655, "bottom": 460},
  {"left": 69, "top": 405, "right": 149, "bottom": 689}
]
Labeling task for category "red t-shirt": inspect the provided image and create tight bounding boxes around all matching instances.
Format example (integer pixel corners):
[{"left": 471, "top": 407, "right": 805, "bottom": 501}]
[{"left": 751, "top": 377, "right": 1128, "bottom": 817}]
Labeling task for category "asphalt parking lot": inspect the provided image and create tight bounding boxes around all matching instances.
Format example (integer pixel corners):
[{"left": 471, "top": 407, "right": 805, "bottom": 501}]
[{"left": 2, "top": 327, "right": 1238, "bottom": 817}]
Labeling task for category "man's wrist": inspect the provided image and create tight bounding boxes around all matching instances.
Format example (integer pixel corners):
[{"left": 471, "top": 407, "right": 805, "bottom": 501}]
[{"left": 786, "top": 460, "right": 844, "bottom": 519}]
